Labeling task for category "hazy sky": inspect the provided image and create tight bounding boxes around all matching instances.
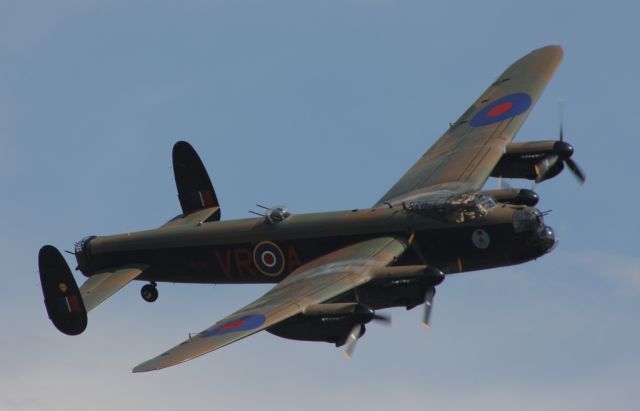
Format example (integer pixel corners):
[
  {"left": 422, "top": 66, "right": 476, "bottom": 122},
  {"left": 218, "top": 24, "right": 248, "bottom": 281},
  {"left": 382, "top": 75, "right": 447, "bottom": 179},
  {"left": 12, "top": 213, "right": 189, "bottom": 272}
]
[{"left": 2, "top": 1, "right": 638, "bottom": 410}]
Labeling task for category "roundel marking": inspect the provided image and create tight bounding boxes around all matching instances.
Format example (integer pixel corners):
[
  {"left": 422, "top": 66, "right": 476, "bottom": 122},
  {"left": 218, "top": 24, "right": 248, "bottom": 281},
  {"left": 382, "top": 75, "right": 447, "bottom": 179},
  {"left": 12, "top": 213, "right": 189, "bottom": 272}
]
[
  {"left": 200, "top": 314, "right": 267, "bottom": 338},
  {"left": 472, "top": 229, "right": 491, "bottom": 249},
  {"left": 253, "top": 241, "right": 285, "bottom": 277},
  {"left": 488, "top": 102, "right": 513, "bottom": 117},
  {"left": 470, "top": 93, "right": 532, "bottom": 127}
]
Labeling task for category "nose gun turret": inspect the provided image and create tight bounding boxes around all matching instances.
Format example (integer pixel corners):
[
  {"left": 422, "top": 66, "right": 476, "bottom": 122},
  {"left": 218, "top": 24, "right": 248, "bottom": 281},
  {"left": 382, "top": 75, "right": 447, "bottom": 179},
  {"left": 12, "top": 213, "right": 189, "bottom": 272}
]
[{"left": 512, "top": 207, "right": 556, "bottom": 254}]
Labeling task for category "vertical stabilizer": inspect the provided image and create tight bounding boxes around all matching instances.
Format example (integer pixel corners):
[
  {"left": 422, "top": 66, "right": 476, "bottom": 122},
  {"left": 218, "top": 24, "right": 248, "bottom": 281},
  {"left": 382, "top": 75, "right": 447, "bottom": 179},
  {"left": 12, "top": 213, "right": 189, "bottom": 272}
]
[
  {"left": 38, "top": 245, "right": 87, "bottom": 335},
  {"left": 172, "top": 141, "right": 221, "bottom": 220}
]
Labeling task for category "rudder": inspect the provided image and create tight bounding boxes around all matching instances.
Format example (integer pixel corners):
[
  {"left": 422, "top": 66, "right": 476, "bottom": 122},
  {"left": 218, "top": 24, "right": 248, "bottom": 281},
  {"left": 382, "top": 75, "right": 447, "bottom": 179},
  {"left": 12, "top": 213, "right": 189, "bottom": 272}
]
[{"left": 38, "top": 245, "right": 87, "bottom": 335}]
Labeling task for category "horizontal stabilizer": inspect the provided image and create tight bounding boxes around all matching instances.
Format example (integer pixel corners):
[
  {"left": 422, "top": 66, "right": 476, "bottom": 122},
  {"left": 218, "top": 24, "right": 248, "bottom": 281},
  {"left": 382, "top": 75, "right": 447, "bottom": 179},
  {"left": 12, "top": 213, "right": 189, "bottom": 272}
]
[
  {"left": 160, "top": 207, "right": 220, "bottom": 228},
  {"left": 38, "top": 245, "right": 87, "bottom": 335},
  {"left": 80, "top": 265, "right": 147, "bottom": 312},
  {"left": 173, "top": 141, "right": 220, "bottom": 220}
]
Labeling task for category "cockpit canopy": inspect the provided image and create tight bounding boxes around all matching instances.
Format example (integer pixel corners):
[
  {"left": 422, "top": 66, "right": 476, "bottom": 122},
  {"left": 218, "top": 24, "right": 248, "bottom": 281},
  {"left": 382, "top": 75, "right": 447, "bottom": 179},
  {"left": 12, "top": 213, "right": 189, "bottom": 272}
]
[{"left": 406, "top": 193, "right": 497, "bottom": 223}]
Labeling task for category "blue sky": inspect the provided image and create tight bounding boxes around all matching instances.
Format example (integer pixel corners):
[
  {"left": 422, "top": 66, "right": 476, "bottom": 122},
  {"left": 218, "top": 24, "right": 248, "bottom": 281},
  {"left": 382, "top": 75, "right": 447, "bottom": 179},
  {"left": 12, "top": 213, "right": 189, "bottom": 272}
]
[{"left": 1, "top": 1, "right": 638, "bottom": 410}]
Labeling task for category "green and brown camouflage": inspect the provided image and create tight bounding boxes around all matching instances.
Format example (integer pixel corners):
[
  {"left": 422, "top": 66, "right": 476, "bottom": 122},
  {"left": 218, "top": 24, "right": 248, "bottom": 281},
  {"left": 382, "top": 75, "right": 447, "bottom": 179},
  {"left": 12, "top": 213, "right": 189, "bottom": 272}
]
[
  {"left": 76, "top": 200, "right": 546, "bottom": 286},
  {"left": 377, "top": 45, "right": 563, "bottom": 205},
  {"left": 38, "top": 45, "right": 579, "bottom": 372}
]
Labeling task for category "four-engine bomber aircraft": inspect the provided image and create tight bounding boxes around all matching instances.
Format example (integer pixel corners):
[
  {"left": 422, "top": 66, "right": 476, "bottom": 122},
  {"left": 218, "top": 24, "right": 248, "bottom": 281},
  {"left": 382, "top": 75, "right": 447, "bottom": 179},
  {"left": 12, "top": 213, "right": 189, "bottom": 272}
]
[{"left": 38, "top": 45, "right": 583, "bottom": 372}]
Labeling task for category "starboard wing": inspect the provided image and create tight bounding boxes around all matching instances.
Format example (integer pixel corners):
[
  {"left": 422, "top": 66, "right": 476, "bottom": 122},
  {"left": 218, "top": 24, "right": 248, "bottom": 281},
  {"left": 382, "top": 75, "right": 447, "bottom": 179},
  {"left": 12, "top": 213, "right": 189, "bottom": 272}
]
[
  {"left": 132, "top": 236, "right": 408, "bottom": 372},
  {"left": 375, "top": 45, "right": 563, "bottom": 206}
]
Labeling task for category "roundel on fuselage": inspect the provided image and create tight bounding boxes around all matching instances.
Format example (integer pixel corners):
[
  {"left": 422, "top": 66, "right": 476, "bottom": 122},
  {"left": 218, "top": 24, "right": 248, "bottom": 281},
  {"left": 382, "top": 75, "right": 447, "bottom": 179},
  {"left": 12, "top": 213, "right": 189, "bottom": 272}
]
[{"left": 253, "top": 241, "right": 285, "bottom": 277}]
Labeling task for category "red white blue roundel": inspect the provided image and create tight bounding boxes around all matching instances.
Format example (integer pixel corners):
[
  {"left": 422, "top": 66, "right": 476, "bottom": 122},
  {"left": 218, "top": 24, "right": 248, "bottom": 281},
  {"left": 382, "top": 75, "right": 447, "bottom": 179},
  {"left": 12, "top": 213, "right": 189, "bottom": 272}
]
[
  {"left": 253, "top": 241, "right": 285, "bottom": 277},
  {"left": 470, "top": 93, "right": 532, "bottom": 127},
  {"left": 200, "top": 314, "right": 266, "bottom": 338}
]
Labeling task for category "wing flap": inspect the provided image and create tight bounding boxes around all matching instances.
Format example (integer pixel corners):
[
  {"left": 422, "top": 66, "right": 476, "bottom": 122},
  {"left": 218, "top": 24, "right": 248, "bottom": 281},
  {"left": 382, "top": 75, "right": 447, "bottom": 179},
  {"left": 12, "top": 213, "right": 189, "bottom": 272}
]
[
  {"left": 80, "top": 265, "right": 147, "bottom": 312},
  {"left": 132, "top": 237, "right": 408, "bottom": 372}
]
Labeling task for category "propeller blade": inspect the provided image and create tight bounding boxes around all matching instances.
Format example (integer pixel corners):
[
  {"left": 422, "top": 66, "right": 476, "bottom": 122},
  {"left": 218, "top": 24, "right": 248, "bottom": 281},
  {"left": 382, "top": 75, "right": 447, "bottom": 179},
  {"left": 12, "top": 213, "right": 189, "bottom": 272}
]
[
  {"left": 558, "top": 99, "right": 586, "bottom": 185},
  {"left": 565, "top": 158, "right": 586, "bottom": 185},
  {"left": 559, "top": 99, "right": 565, "bottom": 142},
  {"left": 343, "top": 324, "right": 364, "bottom": 359},
  {"left": 422, "top": 287, "right": 436, "bottom": 328},
  {"left": 373, "top": 313, "right": 392, "bottom": 326},
  {"left": 534, "top": 154, "right": 559, "bottom": 183}
]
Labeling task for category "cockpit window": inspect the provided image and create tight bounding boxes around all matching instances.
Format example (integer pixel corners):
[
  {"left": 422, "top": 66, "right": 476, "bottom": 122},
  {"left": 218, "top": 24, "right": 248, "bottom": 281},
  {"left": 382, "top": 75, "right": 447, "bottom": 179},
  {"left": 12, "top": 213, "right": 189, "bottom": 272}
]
[{"left": 407, "top": 194, "right": 496, "bottom": 223}]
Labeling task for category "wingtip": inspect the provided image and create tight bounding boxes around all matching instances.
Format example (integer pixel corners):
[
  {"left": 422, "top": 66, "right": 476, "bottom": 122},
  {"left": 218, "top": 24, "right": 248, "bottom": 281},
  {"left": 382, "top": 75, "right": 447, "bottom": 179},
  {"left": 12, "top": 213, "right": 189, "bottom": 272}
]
[
  {"left": 132, "top": 364, "right": 153, "bottom": 373},
  {"left": 526, "top": 44, "right": 563, "bottom": 61},
  {"left": 132, "top": 358, "right": 164, "bottom": 373},
  {"left": 535, "top": 44, "right": 564, "bottom": 60}
]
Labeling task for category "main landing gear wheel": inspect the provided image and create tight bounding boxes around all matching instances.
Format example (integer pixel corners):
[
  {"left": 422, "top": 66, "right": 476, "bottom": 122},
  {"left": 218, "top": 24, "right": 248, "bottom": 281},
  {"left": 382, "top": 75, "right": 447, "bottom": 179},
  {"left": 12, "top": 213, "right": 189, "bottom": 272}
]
[{"left": 141, "top": 282, "right": 158, "bottom": 303}]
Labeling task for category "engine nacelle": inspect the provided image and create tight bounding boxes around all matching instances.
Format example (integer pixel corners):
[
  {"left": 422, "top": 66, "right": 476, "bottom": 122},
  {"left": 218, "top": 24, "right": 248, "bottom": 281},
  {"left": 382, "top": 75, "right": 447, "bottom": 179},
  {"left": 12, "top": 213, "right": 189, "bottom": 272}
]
[
  {"left": 267, "top": 303, "right": 373, "bottom": 346},
  {"left": 491, "top": 140, "right": 573, "bottom": 182}
]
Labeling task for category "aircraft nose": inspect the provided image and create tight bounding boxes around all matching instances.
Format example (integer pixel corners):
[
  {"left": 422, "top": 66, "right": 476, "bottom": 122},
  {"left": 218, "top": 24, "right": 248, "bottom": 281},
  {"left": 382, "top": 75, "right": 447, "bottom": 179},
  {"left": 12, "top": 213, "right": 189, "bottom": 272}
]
[{"left": 537, "top": 225, "right": 557, "bottom": 253}]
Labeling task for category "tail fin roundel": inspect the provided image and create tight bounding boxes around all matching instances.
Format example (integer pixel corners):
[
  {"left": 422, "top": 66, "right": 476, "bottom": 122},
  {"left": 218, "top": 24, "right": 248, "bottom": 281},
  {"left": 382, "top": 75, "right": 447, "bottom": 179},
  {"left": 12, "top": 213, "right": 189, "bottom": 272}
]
[{"left": 172, "top": 141, "right": 221, "bottom": 221}]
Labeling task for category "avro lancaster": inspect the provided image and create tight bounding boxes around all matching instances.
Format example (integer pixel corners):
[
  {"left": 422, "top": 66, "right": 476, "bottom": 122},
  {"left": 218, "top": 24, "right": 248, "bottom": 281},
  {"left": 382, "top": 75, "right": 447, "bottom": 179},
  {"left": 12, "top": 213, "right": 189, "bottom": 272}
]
[{"left": 38, "top": 45, "right": 583, "bottom": 372}]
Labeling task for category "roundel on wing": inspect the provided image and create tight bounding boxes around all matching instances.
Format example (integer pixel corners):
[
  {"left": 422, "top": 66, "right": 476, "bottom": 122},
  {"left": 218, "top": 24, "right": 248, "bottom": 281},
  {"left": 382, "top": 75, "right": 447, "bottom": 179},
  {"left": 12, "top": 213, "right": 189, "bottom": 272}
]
[
  {"left": 253, "top": 241, "right": 285, "bottom": 277},
  {"left": 200, "top": 314, "right": 267, "bottom": 338},
  {"left": 470, "top": 93, "right": 532, "bottom": 127}
]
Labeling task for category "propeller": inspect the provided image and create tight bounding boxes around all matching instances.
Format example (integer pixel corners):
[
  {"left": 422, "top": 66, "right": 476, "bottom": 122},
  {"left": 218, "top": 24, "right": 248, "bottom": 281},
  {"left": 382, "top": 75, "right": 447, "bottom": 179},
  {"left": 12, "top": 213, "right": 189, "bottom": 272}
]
[
  {"left": 342, "top": 309, "right": 391, "bottom": 359},
  {"left": 372, "top": 312, "right": 392, "bottom": 326},
  {"left": 343, "top": 324, "right": 364, "bottom": 359},
  {"left": 342, "top": 237, "right": 446, "bottom": 359},
  {"left": 422, "top": 287, "right": 436, "bottom": 328},
  {"left": 409, "top": 237, "right": 445, "bottom": 331},
  {"left": 534, "top": 101, "right": 586, "bottom": 185},
  {"left": 353, "top": 290, "right": 391, "bottom": 326},
  {"left": 565, "top": 157, "right": 586, "bottom": 184}
]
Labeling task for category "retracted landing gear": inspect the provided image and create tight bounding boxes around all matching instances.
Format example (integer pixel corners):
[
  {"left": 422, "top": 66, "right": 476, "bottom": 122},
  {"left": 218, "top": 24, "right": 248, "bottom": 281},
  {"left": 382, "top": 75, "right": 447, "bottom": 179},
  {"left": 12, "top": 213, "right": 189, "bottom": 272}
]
[{"left": 141, "top": 282, "right": 158, "bottom": 303}]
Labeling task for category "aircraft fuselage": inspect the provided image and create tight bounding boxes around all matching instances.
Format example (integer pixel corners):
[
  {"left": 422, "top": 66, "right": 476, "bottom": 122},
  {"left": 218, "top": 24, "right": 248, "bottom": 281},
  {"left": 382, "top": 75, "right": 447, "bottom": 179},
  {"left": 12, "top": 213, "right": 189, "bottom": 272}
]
[{"left": 76, "top": 203, "right": 553, "bottom": 285}]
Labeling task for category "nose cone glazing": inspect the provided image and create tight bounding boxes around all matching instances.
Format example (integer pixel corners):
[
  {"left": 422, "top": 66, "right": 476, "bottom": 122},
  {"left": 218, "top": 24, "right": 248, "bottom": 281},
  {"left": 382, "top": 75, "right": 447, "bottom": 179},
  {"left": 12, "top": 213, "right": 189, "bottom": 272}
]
[{"left": 537, "top": 225, "right": 557, "bottom": 253}]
